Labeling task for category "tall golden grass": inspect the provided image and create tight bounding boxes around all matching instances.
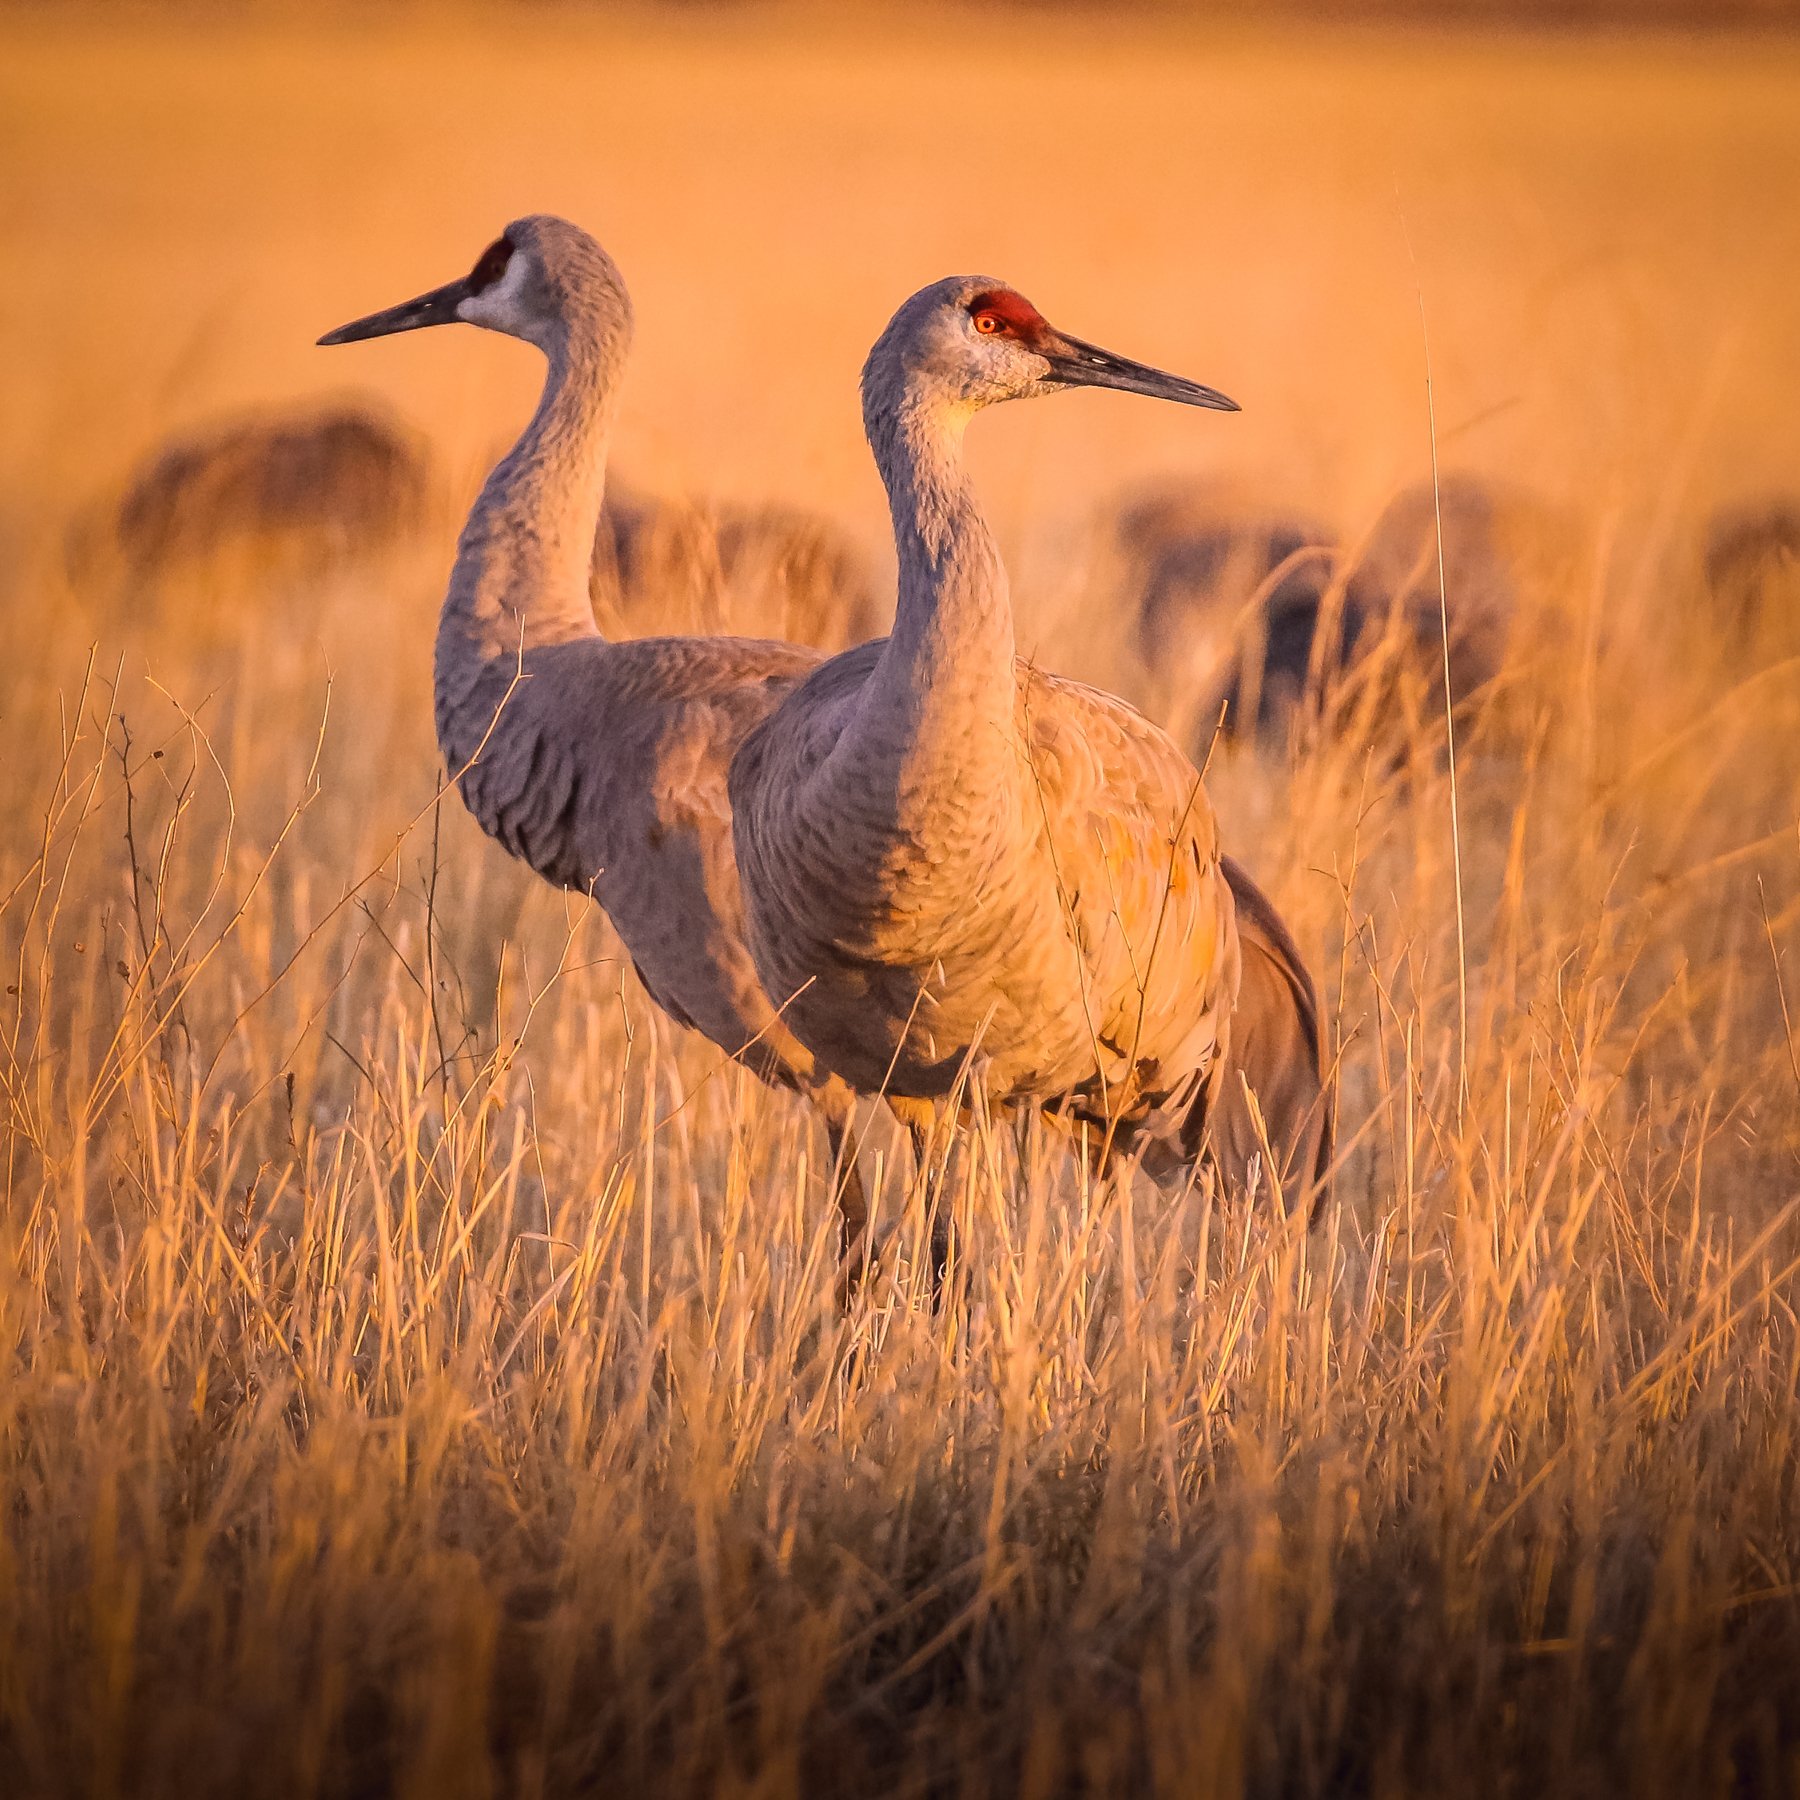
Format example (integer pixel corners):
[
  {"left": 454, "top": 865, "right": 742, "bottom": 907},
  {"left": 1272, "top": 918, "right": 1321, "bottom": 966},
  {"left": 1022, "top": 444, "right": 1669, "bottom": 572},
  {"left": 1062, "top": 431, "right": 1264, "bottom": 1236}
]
[{"left": 3, "top": 13, "right": 1798, "bottom": 1797}]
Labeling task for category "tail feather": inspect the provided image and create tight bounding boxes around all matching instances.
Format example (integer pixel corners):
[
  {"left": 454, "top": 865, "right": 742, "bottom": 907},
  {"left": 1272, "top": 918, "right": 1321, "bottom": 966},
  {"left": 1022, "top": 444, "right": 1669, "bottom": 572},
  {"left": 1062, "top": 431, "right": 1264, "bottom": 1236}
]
[{"left": 1200, "top": 855, "right": 1334, "bottom": 1220}]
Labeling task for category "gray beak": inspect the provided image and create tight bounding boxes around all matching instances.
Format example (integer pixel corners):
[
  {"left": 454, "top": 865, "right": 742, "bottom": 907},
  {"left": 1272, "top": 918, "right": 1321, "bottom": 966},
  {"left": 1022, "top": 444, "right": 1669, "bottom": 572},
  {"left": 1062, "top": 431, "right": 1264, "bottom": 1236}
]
[
  {"left": 1041, "top": 330, "right": 1239, "bottom": 411},
  {"left": 317, "top": 277, "right": 471, "bottom": 346}
]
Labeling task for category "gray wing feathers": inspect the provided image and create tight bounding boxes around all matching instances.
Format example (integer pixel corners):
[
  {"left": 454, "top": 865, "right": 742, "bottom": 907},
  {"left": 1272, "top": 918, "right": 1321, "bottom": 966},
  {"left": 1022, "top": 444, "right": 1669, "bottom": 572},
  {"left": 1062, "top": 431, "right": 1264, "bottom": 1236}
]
[{"left": 447, "top": 659, "right": 596, "bottom": 894}]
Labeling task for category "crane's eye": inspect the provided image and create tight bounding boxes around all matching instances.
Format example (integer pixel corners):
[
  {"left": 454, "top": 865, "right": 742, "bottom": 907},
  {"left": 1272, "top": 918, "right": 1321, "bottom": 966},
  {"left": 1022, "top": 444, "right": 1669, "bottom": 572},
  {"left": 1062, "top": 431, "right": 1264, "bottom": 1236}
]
[
  {"left": 972, "top": 311, "right": 1005, "bottom": 335},
  {"left": 468, "top": 233, "right": 515, "bottom": 294}
]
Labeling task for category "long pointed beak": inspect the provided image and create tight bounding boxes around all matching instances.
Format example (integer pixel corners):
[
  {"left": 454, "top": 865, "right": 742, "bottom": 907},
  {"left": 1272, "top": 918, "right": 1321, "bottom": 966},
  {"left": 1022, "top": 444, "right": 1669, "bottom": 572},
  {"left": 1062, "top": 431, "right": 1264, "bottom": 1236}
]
[
  {"left": 1041, "top": 330, "right": 1239, "bottom": 411},
  {"left": 317, "top": 276, "right": 471, "bottom": 346}
]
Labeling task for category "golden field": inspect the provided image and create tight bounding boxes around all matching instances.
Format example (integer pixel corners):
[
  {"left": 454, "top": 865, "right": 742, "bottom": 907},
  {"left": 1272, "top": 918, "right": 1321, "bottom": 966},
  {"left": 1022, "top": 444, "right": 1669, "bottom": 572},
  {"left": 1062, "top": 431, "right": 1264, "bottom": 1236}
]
[{"left": 2, "top": 11, "right": 1799, "bottom": 1796}]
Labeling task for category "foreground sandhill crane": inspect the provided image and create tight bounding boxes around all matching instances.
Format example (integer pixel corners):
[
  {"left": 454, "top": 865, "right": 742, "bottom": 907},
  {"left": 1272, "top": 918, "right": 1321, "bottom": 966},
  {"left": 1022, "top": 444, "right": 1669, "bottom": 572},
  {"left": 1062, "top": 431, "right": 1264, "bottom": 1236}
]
[
  {"left": 729, "top": 278, "right": 1249, "bottom": 1165},
  {"left": 317, "top": 215, "right": 884, "bottom": 1254}
]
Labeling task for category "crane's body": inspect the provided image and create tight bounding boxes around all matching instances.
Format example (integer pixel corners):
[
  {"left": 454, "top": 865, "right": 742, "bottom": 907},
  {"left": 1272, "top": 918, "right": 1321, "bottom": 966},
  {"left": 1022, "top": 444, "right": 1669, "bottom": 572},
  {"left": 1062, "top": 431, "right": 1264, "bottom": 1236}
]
[
  {"left": 320, "top": 216, "right": 869, "bottom": 1238},
  {"left": 730, "top": 277, "right": 1246, "bottom": 1154},
  {"left": 733, "top": 639, "right": 1235, "bottom": 1126}
]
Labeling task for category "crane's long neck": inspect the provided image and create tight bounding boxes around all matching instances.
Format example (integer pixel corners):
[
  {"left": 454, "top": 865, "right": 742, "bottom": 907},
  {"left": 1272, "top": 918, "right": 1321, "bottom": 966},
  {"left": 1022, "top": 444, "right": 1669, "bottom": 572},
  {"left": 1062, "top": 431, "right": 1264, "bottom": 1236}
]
[
  {"left": 435, "top": 312, "right": 625, "bottom": 765},
  {"left": 859, "top": 387, "right": 1016, "bottom": 760}
]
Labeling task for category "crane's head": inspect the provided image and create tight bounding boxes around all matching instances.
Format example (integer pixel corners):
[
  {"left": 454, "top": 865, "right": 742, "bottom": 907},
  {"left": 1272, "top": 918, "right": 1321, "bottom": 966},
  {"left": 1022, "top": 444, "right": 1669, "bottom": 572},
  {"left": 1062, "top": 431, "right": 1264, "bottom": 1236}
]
[
  {"left": 862, "top": 276, "right": 1237, "bottom": 420},
  {"left": 318, "top": 215, "right": 632, "bottom": 358}
]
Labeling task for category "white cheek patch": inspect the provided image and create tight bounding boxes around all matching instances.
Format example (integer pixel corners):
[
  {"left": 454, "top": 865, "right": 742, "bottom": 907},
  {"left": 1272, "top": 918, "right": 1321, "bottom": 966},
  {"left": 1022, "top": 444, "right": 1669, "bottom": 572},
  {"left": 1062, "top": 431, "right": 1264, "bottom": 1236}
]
[{"left": 458, "top": 249, "right": 532, "bottom": 329}]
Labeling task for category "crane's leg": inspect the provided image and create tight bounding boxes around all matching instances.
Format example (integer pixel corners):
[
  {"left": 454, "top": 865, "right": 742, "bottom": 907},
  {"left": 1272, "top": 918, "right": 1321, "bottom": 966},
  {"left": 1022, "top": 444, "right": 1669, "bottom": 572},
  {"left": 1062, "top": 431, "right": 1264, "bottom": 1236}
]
[
  {"left": 888, "top": 1095, "right": 953, "bottom": 1304},
  {"left": 1038, "top": 1103, "right": 1117, "bottom": 1183},
  {"left": 810, "top": 1080, "right": 877, "bottom": 1306}
]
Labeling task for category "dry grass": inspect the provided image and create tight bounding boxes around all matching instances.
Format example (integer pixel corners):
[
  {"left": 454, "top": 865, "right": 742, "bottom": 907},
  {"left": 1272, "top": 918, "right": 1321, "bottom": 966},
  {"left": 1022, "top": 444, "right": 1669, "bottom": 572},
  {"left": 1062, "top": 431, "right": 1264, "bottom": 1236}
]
[{"left": 2, "top": 13, "right": 1799, "bottom": 1798}]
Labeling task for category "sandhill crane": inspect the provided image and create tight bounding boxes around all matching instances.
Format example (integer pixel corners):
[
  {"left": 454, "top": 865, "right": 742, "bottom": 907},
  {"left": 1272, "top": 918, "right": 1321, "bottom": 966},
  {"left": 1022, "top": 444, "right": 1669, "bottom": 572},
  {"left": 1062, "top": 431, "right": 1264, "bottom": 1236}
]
[
  {"left": 592, "top": 484, "right": 881, "bottom": 649},
  {"left": 69, "top": 403, "right": 431, "bottom": 603},
  {"left": 1115, "top": 471, "right": 1574, "bottom": 754},
  {"left": 1116, "top": 483, "right": 1343, "bottom": 742},
  {"left": 1704, "top": 498, "right": 1800, "bottom": 660},
  {"left": 1345, "top": 473, "right": 1526, "bottom": 711},
  {"left": 728, "top": 277, "right": 1248, "bottom": 1168},
  {"left": 317, "top": 215, "right": 883, "bottom": 1262}
]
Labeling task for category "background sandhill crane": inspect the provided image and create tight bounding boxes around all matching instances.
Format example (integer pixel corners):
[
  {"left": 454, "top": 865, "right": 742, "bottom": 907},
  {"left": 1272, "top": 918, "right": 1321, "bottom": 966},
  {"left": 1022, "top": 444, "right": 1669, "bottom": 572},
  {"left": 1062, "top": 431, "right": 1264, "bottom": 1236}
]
[
  {"left": 1114, "top": 483, "right": 1343, "bottom": 741},
  {"left": 66, "top": 402, "right": 432, "bottom": 606},
  {"left": 1704, "top": 497, "right": 1800, "bottom": 661},
  {"left": 317, "top": 214, "right": 882, "bottom": 1261},
  {"left": 1113, "top": 470, "right": 1575, "bottom": 755},
  {"left": 591, "top": 482, "right": 882, "bottom": 649},
  {"left": 728, "top": 277, "right": 1249, "bottom": 1165},
  {"left": 1344, "top": 472, "right": 1525, "bottom": 712}
]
